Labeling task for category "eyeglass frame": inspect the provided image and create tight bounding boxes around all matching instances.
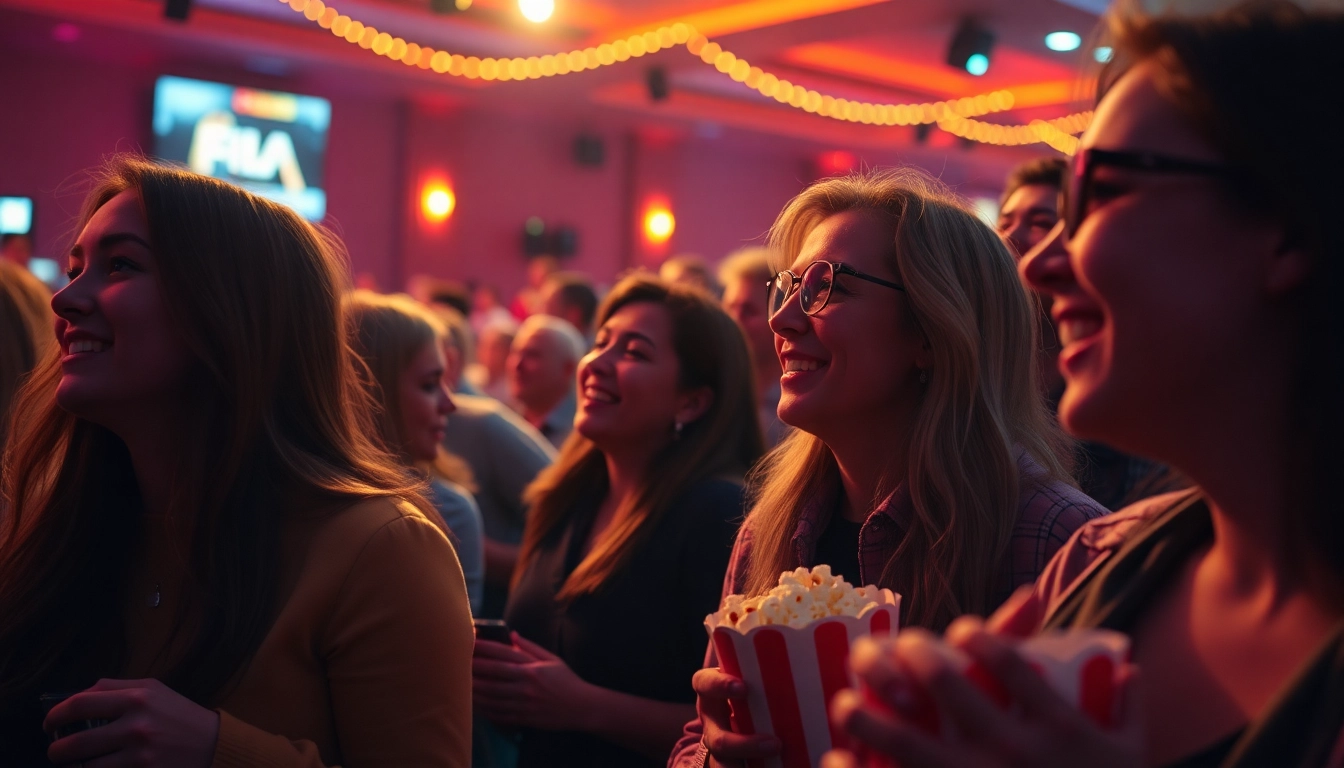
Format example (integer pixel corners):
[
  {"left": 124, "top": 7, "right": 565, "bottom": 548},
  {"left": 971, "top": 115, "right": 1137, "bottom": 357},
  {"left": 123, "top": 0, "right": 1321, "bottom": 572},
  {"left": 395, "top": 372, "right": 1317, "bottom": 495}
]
[
  {"left": 766, "top": 260, "right": 905, "bottom": 318},
  {"left": 1063, "top": 147, "right": 1233, "bottom": 239}
]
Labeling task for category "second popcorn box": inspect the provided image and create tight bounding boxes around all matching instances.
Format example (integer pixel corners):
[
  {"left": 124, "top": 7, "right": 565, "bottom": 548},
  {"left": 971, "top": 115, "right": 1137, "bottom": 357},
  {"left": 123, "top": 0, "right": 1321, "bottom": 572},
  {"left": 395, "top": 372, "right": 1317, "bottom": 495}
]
[{"left": 705, "top": 565, "right": 902, "bottom": 768}]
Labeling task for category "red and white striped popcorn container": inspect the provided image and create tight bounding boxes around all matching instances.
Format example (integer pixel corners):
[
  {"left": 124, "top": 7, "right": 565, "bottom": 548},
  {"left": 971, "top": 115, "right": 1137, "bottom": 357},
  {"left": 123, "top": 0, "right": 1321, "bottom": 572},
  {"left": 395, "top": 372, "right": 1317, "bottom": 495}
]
[
  {"left": 705, "top": 588, "right": 902, "bottom": 768},
  {"left": 855, "top": 628, "right": 1131, "bottom": 766},
  {"left": 1016, "top": 630, "right": 1132, "bottom": 727}
]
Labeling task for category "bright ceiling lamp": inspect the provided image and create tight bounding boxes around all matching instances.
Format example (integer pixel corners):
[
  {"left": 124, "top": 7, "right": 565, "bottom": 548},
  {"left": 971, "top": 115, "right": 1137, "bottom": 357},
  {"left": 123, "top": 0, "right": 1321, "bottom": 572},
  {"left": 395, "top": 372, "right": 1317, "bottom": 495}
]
[
  {"left": 1045, "top": 31, "right": 1082, "bottom": 51},
  {"left": 519, "top": 0, "right": 553, "bottom": 23}
]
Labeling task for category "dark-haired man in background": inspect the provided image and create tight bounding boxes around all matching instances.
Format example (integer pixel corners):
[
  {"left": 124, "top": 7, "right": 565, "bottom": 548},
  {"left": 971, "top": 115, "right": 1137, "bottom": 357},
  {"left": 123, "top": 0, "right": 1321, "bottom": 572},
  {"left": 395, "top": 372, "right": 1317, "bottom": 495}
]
[{"left": 997, "top": 157, "right": 1179, "bottom": 510}]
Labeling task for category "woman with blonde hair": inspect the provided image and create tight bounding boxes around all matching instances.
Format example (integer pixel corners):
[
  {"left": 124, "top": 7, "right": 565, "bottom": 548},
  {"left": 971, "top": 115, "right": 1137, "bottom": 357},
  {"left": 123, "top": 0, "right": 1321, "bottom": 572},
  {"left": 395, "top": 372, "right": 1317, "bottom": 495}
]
[
  {"left": 346, "top": 290, "right": 485, "bottom": 613},
  {"left": 0, "top": 260, "right": 55, "bottom": 447},
  {"left": 0, "top": 157, "right": 472, "bottom": 765},
  {"left": 672, "top": 167, "right": 1106, "bottom": 767},
  {"left": 473, "top": 275, "right": 765, "bottom": 767}
]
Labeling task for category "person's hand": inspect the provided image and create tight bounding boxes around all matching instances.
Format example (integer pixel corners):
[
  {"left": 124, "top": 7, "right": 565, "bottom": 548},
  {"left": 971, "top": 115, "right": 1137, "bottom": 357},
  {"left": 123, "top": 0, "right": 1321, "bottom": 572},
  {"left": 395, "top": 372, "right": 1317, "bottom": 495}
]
[
  {"left": 690, "top": 667, "right": 780, "bottom": 768},
  {"left": 472, "top": 632, "right": 594, "bottom": 731},
  {"left": 827, "top": 620, "right": 1143, "bottom": 768},
  {"left": 44, "top": 678, "right": 219, "bottom": 768}
]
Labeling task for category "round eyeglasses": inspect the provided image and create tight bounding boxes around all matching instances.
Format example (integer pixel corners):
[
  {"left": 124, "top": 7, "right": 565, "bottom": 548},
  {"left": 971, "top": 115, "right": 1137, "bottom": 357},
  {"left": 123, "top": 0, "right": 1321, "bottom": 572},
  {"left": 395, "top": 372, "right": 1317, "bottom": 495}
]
[{"left": 766, "top": 260, "right": 905, "bottom": 318}]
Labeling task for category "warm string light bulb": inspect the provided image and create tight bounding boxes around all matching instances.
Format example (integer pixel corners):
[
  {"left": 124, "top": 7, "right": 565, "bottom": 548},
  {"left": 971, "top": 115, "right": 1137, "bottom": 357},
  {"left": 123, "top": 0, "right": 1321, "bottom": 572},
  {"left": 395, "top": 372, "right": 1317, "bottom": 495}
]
[
  {"left": 936, "top": 111, "right": 1092, "bottom": 154},
  {"left": 282, "top": 0, "right": 1087, "bottom": 151}
]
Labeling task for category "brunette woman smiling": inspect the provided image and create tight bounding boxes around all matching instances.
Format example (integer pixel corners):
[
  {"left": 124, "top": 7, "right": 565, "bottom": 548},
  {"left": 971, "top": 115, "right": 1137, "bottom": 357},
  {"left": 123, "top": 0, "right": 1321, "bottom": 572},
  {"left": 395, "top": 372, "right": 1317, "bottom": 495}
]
[
  {"left": 0, "top": 158, "right": 472, "bottom": 767},
  {"left": 473, "top": 276, "right": 764, "bottom": 767}
]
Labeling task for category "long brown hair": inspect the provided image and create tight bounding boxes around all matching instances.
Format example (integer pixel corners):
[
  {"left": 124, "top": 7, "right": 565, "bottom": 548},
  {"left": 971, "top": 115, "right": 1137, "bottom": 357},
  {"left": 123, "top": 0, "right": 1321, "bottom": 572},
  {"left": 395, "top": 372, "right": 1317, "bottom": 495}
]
[
  {"left": 1100, "top": 1, "right": 1344, "bottom": 593},
  {"left": 0, "top": 156, "right": 428, "bottom": 708},
  {"left": 515, "top": 275, "right": 765, "bottom": 600},
  {"left": 345, "top": 290, "right": 475, "bottom": 489},
  {"left": 0, "top": 261, "right": 54, "bottom": 446},
  {"left": 742, "top": 168, "right": 1075, "bottom": 630}
]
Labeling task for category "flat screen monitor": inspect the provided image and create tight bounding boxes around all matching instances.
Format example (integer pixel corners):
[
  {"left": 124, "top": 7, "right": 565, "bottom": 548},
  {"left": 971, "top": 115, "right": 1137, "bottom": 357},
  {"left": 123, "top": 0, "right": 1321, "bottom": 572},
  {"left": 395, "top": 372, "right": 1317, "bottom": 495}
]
[{"left": 152, "top": 75, "right": 331, "bottom": 221}]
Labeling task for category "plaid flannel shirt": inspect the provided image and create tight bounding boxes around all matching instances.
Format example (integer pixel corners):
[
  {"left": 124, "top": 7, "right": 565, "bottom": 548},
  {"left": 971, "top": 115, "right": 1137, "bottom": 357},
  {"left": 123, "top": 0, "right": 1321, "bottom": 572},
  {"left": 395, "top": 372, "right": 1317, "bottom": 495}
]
[{"left": 667, "top": 450, "right": 1109, "bottom": 768}]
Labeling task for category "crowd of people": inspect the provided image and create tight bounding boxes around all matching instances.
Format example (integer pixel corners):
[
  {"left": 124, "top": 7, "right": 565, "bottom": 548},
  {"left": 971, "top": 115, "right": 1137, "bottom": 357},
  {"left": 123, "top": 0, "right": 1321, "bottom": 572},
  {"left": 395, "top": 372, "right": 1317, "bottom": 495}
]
[{"left": 0, "top": 1, "right": 1341, "bottom": 766}]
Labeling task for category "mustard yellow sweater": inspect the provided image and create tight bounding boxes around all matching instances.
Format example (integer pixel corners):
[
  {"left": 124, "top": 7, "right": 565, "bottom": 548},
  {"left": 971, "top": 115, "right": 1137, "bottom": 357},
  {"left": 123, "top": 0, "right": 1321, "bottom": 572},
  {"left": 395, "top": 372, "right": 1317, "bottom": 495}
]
[{"left": 126, "top": 497, "right": 473, "bottom": 767}]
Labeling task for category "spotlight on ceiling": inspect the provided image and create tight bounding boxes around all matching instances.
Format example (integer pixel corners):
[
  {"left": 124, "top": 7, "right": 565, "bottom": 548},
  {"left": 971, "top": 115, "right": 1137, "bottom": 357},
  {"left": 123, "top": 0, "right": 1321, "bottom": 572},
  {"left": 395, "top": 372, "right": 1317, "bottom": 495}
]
[
  {"left": 518, "top": 0, "right": 554, "bottom": 23},
  {"left": 947, "top": 19, "right": 995, "bottom": 77},
  {"left": 1045, "top": 31, "right": 1082, "bottom": 51}
]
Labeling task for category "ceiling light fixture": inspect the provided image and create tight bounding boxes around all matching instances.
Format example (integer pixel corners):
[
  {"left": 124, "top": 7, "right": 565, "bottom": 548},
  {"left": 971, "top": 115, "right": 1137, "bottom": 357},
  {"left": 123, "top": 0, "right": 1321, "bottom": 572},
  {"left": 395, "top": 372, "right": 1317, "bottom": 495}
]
[
  {"left": 519, "top": 0, "right": 553, "bottom": 23},
  {"left": 946, "top": 19, "right": 996, "bottom": 77},
  {"left": 1045, "top": 31, "right": 1082, "bottom": 51}
]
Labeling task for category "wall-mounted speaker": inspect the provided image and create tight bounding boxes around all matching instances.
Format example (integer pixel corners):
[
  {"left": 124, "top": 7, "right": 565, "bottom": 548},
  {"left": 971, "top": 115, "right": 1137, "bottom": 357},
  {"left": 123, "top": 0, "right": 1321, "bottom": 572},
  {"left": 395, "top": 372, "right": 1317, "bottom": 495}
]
[
  {"left": 573, "top": 134, "right": 605, "bottom": 167},
  {"left": 646, "top": 67, "right": 669, "bottom": 102}
]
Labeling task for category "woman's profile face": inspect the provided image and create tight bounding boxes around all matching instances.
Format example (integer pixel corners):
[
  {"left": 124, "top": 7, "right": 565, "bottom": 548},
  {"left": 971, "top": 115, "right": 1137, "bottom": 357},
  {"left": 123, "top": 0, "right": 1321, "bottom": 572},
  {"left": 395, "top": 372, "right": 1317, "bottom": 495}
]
[
  {"left": 400, "top": 340, "right": 455, "bottom": 464},
  {"left": 575, "top": 301, "right": 686, "bottom": 450},
  {"left": 51, "top": 190, "right": 193, "bottom": 426},
  {"left": 1021, "top": 61, "right": 1291, "bottom": 454},
  {"left": 769, "top": 209, "right": 924, "bottom": 442}
]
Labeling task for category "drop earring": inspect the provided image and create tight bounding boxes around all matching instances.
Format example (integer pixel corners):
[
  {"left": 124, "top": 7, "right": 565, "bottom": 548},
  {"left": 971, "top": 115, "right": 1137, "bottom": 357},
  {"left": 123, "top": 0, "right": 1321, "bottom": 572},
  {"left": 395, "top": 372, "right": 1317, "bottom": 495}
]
[
  {"left": 674, "top": 421, "right": 684, "bottom": 440},
  {"left": 919, "top": 369, "right": 928, "bottom": 385}
]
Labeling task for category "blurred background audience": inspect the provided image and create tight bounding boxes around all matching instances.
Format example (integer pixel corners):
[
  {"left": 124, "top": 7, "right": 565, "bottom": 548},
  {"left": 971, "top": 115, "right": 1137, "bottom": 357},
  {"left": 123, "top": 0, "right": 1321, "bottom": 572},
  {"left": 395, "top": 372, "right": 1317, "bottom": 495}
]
[{"left": 508, "top": 314, "right": 586, "bottom": 449}]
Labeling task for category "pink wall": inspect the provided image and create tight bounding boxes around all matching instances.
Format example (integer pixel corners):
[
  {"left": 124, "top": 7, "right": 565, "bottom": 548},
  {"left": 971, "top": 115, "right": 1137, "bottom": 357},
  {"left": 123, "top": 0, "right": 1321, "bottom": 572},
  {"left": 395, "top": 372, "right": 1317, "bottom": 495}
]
[
  {"left": 0, "top": 39, "right": 1008, "bottom": 300},
  {"left": 0, "top": 43, "right": 405, "bottom": 286},
  {"left": 0, "top": 40, "right": 825, "bottom": 298}
]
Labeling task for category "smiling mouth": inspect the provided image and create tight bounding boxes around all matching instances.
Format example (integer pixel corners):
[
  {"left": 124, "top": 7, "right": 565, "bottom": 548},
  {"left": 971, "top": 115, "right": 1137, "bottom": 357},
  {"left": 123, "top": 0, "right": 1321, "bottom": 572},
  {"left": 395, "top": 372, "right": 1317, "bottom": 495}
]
[
  {"left": 583, "top": 386, "right": 619, "bottom": 404},
  {"left": 783, "top": 359, "right": 825, "bottom": 373},
  {"left": 67, "top": 340, "right": 110, "bottom": 355},
  {"left": 1057, "top": 318, "right": 1102, "bottom": 347}
]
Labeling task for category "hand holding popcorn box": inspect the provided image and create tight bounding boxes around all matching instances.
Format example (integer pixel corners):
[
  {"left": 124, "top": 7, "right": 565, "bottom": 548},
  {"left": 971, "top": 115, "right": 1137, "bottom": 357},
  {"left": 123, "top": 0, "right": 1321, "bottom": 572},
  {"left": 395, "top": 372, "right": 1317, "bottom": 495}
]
[
  {"left": 851, "top": 628, "right": 1131, "bottom": 766},
  {"left": 705, "top": 565, "right": 902, "bottom": 768}
]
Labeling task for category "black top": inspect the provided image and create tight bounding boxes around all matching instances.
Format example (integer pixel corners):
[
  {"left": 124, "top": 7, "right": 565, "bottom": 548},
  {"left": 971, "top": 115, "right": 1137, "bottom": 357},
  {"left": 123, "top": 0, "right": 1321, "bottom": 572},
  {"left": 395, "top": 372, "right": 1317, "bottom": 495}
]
[
  {"left": 503, "top": 477, "right": 745, "bottom": 768},
  {"left": 812, "top": 512, "right": 863, "bottom": 586},
  {"left": 1046, "top": 495, "right": 1344, "bottom": 768},
  {"left": 1162, "top": 729, "right": 1245, "bottom": 768}
]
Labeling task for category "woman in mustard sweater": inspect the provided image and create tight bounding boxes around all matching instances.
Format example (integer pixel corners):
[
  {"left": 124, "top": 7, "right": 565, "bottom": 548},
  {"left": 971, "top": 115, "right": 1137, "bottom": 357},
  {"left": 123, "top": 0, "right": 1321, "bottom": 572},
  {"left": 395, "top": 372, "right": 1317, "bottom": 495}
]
[{"left": 0, "top": 157, "right": 473, "bottom": 767}]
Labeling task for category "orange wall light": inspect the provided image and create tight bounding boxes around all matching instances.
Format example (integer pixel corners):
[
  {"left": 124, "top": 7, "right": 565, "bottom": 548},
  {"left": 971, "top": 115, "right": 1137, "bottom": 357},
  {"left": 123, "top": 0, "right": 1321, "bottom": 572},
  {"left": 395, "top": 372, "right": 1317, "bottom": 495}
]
[
  {"left": 643, "top": 203, "right": 675, "bottom": 244},
  {"left": 421, "top": 179, "right": 456, "bottom": 224}
]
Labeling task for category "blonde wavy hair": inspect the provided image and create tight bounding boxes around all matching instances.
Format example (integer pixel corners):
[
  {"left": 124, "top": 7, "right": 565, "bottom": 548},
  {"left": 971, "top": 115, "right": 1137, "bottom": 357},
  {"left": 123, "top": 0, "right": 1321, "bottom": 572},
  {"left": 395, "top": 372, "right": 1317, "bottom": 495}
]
[{"left": 742, "top": 168, "right": 1075, "bottom": 630}]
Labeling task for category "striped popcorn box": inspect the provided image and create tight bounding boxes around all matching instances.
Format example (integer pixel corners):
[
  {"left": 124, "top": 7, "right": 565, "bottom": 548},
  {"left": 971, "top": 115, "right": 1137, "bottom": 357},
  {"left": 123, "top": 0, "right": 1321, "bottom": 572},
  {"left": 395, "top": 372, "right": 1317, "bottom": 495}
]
[
  {"left": 706, "top": 585, "right": 901, "bottom": 768},
  {"left": 855, "top": 628, "right": 1131, "bottom": 766}
]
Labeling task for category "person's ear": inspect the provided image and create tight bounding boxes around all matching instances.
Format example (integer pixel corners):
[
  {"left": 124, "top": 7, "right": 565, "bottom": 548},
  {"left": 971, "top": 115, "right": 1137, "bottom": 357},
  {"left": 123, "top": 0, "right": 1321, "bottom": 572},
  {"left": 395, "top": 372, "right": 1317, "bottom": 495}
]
[
  {"left": 1264, "top": 226, "right": 1311, "bottom": 298},
  {"left": 675, "top": 386, "right": 714, "bottom": 428}
]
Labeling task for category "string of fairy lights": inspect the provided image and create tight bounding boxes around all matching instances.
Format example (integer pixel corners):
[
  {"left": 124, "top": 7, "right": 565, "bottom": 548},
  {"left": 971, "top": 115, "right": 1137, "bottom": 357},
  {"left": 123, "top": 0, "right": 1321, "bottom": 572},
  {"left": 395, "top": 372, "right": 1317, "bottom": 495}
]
[{"left": 277, "top": 0, "right": 1092, "bottom": 152}]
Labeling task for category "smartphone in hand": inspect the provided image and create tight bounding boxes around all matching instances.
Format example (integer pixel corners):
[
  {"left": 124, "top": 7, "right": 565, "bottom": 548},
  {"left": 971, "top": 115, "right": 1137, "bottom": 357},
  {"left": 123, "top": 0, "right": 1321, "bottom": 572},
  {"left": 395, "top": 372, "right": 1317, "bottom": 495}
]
[{"left": 474, "top": 619, "right": 513, "bottom": 644}]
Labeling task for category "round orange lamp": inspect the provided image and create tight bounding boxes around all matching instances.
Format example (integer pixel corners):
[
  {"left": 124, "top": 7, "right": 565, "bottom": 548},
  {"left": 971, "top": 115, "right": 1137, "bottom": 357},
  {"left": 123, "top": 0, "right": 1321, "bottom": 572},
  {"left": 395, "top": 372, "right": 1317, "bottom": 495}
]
[
  {"left": 421, "top": 181, "right": 455, "bottom": 223},
  {"left": 643, "top": 205, "right": 675, "bottom": 244}
]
